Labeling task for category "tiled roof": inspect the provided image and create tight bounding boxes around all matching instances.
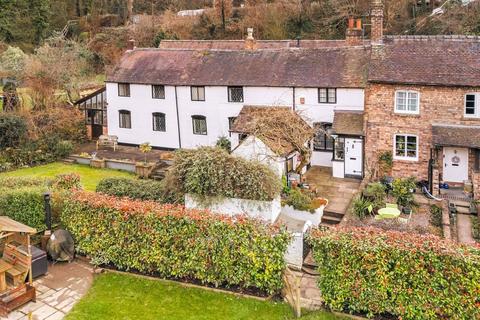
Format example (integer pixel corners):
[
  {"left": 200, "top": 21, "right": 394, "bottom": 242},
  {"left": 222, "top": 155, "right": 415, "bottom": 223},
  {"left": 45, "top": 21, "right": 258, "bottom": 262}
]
[
  {"left": 432, "top": 124, "right": 480, "bottom": 148},
  {"left": 106, "top": 47, "right": 370, "bottom": 88},
  {"left": 231, "top": 106, "right": 313, "bottom": 156},
  {"left": 369, "top": 36, "right": 480, "bottom": 87},
  {"left": 332, "top": 111, "right": 364, "bottom": 136}
]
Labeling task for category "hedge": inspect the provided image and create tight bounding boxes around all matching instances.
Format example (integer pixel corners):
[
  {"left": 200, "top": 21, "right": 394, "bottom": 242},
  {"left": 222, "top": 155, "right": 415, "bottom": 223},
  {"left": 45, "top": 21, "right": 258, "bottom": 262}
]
[
  {"left": 61, "top": 191, "right": 291, "bottom": 294},
  {"left": 307, "top": 227, "right": 480, "bottom": 319},
  {"left": 96, "top": 178, "right": 171, "bottom": 202},
  {"left": 166, "top": 147, "right": 282, "bottom": 201}
]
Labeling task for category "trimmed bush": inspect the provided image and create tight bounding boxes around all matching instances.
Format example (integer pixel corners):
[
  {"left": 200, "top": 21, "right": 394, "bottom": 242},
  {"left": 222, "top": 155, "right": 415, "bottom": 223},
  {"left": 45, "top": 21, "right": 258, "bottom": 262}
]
[
  {"left": 166, "top": 147, "right": 282, "bottom": 201},
  {"left": 0, "top": 187, "right": 47, "bottom": 229},
  {"left": 96, "top": 178, "right": 168, "bottom": 202},
  {"left": 61, "top": 191, "right": 291, "bottom": 294},
  {"left": 307, "top": 227, "right": 480, "bottom": 319}
]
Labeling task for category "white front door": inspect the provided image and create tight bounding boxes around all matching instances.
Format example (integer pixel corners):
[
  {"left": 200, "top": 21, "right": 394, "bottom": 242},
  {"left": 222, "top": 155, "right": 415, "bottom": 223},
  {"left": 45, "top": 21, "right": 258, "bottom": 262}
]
[
  {"left": 443, "top": 147, "right": 469, "bottom": 183},
  {"left": 344, "top": 138, "right": 363, "bottom": 177}
]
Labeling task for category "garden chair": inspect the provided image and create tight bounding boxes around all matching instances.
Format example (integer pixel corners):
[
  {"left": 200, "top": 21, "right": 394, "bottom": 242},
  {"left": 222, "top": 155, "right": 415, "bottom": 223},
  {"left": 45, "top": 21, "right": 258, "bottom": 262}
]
[
  {"left": 398, "top": 210, "right": 412, "bottom": 224},
  {"left": 386, "top": 203, "right": 398, "bottom": 209}
]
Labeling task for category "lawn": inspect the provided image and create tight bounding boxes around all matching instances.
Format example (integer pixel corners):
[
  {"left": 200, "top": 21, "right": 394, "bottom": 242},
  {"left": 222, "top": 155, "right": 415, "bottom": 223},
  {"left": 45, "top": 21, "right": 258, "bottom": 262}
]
[
  {"left": 66, "top": 273, "right": 345, "bottom": 320},
  {"left": 0, "top": 162, "right": 134, "bottom": 191}
]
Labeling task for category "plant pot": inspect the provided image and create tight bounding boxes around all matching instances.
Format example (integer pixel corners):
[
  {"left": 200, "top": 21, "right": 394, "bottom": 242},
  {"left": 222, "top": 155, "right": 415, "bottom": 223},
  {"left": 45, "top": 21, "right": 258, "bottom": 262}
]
[
  {"left": 402, "top": 207, "right": 412, "bottom": 214},
  {"left": 135, "top": 162, "right": 155, "bottom": 178}
]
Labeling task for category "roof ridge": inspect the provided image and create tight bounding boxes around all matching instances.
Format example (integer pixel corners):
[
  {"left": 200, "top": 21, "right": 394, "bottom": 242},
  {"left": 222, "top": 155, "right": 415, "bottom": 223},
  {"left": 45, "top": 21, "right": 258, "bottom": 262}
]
[{"left": 385, "top": 35, "right": 480, "bottom": 42}]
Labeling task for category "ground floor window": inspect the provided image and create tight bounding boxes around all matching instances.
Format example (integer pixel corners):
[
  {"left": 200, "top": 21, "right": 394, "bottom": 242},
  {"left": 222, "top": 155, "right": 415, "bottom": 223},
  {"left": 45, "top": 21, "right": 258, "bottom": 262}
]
[
  {"left": 192, "top": 115, "right": 207, "bottom": 135},
  {"left": 119, "top": 110, "right": 131, "bottom": 129},
  {"left": 152, "top": 113, "right": 166, "bottom": 132},
  {"left": 475, "top": 149, "right": 480, "bottom": 172},
  {"left": 333, "top": 137, "right": 345, "bottom": 161},
  {"left": 394, "top": 134, "right": 418, "bottom": 160},
  {"left": 313, "top": 123, "right": 334, "bottom": 151},
  {"left": 286, "top": 157, "right": 294, "bottom": 173}
]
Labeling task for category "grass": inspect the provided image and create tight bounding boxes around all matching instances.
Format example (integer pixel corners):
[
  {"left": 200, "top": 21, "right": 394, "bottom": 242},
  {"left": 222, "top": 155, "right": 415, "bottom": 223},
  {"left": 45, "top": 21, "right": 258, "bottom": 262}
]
[
  {"left": 472, "top": 215, "right": 479, "bottom": 243},
  {"left": 66, "top": 273, "right": 344, "bottom": 320},
  {"left": 0, "top": 162, "right": 134, "bottom": 191}
]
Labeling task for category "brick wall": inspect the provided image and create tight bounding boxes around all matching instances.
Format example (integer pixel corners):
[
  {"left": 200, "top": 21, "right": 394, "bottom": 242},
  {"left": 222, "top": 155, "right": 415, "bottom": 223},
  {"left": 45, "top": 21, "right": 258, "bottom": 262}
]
[{"left": 364, "top": 83, "right": 480, "bottom": 181}]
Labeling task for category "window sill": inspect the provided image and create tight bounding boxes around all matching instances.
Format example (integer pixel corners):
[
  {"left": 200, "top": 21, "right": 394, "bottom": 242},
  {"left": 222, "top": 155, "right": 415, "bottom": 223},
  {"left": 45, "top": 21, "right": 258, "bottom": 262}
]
[
  {"left": 462, "top": 116, "right": 480, "bottom": 121},
  {"left": 393, "top": 157, "right": 418, "bottom": 162},
  {"left": 393, "top": 111, "right": 420, "bottom": 116},
  {"left": 313, "top": 149, "right": 334, "bottom": 153}
]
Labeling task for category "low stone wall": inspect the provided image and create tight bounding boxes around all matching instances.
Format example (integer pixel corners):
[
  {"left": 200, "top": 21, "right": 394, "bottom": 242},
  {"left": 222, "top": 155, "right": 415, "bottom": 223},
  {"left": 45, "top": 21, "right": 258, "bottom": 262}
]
[{"left": 471, "top": 170, "right": 480, "bottom": 201}]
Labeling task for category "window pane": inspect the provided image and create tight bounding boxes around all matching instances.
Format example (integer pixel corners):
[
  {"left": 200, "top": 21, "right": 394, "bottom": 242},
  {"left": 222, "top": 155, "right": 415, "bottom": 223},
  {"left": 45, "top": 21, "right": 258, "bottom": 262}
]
[
  {"left": 319, "top": 89, "right": 327, "bottom": 103},
  {"left": 228, "top": 117, "right": 236, "bottom": 130},
  {"left": 395, "top": 135, "right": 406, "bottom": 157},
  {"left": 153, "top": 113, "right": 166, "bottom": 131},
  {"left": 407, "top": 92, "right": 418, "bottom": 111},
  {"left": 466, "top": 95, "right": 476, "bottom": 115},
  {"left": 193, "top": 116, "right": 207, "bottom": 135},
  {"left": 229, "top": 87, "right": 243, "bottom": 102},
  {"left": 328, "top": 89, "right": 336, "bottom": 103},
  {"left": 313, "top": 123, "right": 333, "bottom": 151},
  {"left": 334, "top": 138, "right": 345, "bottom": 160},
  {"left": 191, "top": 87, "right": 198, "bottom": 101},
  {"left": 153, "top": 85, "right": 165, "bottom": 99},
  {"left": 118, "top": 83, "right": 130, "bottom": 97},
  {"left": 119, "top": 111, "right": 131, "bottom": 128},
  {"left": 396, "top": 92, "right": 406, "bottom": 110}
]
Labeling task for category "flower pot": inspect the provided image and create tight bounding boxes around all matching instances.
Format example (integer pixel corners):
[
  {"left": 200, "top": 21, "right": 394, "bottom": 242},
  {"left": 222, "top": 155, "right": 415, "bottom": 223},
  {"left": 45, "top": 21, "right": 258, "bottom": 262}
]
[{"left": 135, "top": 162, "right": 155, "bottom": 178}]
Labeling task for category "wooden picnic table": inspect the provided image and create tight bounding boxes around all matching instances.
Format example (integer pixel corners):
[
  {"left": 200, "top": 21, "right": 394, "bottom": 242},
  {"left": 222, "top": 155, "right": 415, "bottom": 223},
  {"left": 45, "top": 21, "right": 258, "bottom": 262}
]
[{"left": 0, "top": 260, "right": 13, "bottom": 292}]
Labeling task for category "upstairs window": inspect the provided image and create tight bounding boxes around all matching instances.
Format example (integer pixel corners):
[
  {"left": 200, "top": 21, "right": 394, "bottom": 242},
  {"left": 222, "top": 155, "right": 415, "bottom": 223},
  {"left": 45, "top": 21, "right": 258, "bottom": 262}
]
[
  {"left": 313, "top": 123, "right": 334, "bottom": 151},
  {"left": 394, "top": 134, "right": 418, "bottom": 160},
  {"left": 152, "top": 113, "right": 166, "bottom": 132},
  {"left": 192, "top": 115, "right": 207, "bottom": 135},
  {"left": 152, "top": 85, "right": 165, "bottom": 99},
  {"left": 395, "top": 90, "right": 419, "bottom": 114},
  {"left": 465, "top": 94, "right": 477, "bottom": 117},
  {"left": 318, "top": 88, "right": 336, "bottom": 104},
  {"left": 119, "top": 110, "right": 131, "bottom": 129},
  {"left": 228, "top": 87, "right": 244, "bottom": 102},
  {"left": 118, "top": 83, "right": 130, "bottom": 97},
  {"left": 191, "top": 86, "right": 205, "bottom": 101}
]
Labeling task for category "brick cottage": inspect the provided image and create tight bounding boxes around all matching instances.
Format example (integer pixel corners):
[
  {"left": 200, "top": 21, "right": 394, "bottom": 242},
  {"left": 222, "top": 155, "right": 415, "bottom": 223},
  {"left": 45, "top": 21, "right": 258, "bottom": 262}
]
[{"left": 365, "top": 36, "right": 480, "bottom": 199}]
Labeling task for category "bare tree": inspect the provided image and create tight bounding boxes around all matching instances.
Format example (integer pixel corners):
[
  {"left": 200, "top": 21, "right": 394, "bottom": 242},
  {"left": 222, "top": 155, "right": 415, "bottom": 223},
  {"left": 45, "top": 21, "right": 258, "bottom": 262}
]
[{"left": 214, "top": 0, "right": 232, "bottom": 30}]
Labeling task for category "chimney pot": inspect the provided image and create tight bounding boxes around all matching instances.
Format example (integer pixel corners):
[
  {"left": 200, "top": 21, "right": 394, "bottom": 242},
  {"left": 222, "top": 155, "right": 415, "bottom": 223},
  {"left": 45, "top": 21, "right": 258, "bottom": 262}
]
[
  {"left": 245, "top": 28, "right": 257, "bottom": 50},
  {"left": 356, "top": 19, "right": 362, "bottom": 30},
  {"left": 348, "top": 17, "right": 355, "bottom": 29},
  {"left": 346, "top": 18, "right": 362, "bottom": 46},
  {"left": 127, "top": 39, "right": 136, "bottom": 51}
]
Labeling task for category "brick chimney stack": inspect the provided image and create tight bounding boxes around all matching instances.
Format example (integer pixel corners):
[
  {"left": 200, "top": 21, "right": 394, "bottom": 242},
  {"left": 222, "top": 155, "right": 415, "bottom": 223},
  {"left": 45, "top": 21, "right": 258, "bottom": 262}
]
[
  {"left": 371, "top": 0, "right": 384, "bottom": 44},
  {"left": 245, "top": 28, "right": 257, "bottom": 50},
  {"left": 346, "top": 18, "right": 363, "bottom": 46}
]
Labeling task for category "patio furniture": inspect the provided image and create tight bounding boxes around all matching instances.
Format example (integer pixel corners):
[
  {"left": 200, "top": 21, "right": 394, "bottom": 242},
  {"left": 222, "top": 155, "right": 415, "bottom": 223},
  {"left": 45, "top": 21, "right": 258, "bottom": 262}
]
[
  {"left": 96, "top": 135, "right": 118, "bottom": 151},
  {"left": 0, "top": 260, "right": 12, "bottom": 292},
  {"left": 386, "top": 203, "right": 398, "bottom": 209},
  {"left": 376, "top": 207, "right": 401, "bottom": 219}
]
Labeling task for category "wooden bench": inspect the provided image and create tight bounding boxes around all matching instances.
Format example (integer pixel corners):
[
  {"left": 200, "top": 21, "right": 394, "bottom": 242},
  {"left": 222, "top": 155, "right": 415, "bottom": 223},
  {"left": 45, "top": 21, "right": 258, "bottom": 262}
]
[
  {"left": 2, "top": 245, "right": 29, "bottom": 287},
  {"left": 96, "top": 135, "right": 118, "bottom": 151}
]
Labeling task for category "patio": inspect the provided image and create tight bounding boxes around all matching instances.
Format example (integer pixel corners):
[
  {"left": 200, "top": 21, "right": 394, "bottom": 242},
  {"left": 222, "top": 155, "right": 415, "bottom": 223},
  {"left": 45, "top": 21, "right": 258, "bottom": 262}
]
[
  {"left": 3, "top": 260, "right": 94, "bottom": 320},
  {"left": 304, "top": 166, "right": 361, "bottom": 224},
  {"left": 74, "top": 142, "right": 173, "bottom": 163}
]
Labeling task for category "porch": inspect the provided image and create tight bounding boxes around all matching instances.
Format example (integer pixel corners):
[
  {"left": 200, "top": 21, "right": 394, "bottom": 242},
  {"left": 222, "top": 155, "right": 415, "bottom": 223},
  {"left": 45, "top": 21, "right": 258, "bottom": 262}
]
[{"left": 304, "top": 166, "right": 361, "bottom": 225}]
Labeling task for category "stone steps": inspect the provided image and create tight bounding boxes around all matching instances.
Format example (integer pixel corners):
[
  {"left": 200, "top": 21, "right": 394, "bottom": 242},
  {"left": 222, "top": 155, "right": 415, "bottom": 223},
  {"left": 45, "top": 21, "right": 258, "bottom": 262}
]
[
  {"left": 321, "top": 211, "right": 344, "bottom": 225},
  {"left": 62, "top": 157, "right": 76, "bottom": 165}
]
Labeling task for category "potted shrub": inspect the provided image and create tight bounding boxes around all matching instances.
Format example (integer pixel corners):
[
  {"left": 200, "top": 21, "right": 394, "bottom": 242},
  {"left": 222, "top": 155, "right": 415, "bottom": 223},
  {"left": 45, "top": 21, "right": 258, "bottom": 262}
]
[
  {"left": 136, "top": 142, "right": 155, "bottom": 178},
  {"left": 392, "top": 177, "right": 417, "bottom": 214}
]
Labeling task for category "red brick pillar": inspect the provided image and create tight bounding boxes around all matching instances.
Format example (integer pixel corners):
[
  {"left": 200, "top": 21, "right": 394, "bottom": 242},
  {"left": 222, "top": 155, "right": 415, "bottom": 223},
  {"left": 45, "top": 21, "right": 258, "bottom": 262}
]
[{"left": 432, "top": 165, "right": 440, "bottom": 197}]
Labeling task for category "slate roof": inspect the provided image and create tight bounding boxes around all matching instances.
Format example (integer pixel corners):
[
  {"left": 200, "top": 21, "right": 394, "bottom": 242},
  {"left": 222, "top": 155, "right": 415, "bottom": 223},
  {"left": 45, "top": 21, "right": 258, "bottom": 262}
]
[
  {"left": 332, "top": 111, "right": 364, "bottom": 136},
  {"left": 231, "top": 106, "right": 313, "bottom": 156},
  {"left": 369, "top": 36, "right": 480, "bottom": 87},
  {"left": 432, "top": 124, "right": 480, "bottom": 148},
  {"left": 106, "top": 47, "right": 370, "bottom": 88}
]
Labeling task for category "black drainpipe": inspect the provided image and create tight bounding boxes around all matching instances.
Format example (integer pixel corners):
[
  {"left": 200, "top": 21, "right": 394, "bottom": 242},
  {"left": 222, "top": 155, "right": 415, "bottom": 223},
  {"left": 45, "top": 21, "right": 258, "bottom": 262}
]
[
  {"left": 174, "top": 86, "right": 182, "bottom": 149},
  {"left": 292, "top": 87, "right": 296, "bottom": 111}
]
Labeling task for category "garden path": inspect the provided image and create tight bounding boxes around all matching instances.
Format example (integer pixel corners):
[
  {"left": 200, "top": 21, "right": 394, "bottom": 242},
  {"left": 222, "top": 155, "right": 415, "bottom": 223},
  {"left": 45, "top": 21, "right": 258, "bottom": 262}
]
[
  {"left": 457, "top": 214, "right": 476, "bottom": 245},
  {"left": 2, "top": 260, "right": 94, "bottom": 320}
]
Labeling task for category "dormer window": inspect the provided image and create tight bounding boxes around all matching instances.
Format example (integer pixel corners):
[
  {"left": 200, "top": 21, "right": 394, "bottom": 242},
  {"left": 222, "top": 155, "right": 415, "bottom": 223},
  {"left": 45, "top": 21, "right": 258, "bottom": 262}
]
[
  {"left": 395, "top": 90, "right": 419, "bottom": 114},
  {"left": 118, "top": 83, "right": 130, "bottom": 97}
]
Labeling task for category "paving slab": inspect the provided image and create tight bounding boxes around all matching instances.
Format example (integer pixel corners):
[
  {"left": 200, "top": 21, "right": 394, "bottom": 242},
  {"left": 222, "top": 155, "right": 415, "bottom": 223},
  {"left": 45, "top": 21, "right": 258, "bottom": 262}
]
[
  {"left": 457, "top": 214, "right": 476, "bottom": 244},
  {"left": 1, "top": 260, "right": 94, "bottom": 320}
]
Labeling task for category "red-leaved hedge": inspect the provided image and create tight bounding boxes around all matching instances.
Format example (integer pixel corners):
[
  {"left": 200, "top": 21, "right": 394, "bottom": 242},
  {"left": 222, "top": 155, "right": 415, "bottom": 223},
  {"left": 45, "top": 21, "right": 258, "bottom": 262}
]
[
  {"left": 308, "top": 227, "right": 480, "bottom": 319},
  {"left": 61, "top": 191, "right": 291, "bottom": 294}
]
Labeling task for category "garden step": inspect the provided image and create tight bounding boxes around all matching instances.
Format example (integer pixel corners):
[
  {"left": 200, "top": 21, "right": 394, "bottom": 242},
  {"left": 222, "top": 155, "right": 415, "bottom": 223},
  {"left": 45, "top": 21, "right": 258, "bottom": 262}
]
[
  {"left": 322, "top": 211, "right": 344, "bottom": 220},
  {"left": 321, "top": 215, "right": 343, "bottom": 225},
  {"left": 62, "top": 158, "right": 76, "bottom": 164}
]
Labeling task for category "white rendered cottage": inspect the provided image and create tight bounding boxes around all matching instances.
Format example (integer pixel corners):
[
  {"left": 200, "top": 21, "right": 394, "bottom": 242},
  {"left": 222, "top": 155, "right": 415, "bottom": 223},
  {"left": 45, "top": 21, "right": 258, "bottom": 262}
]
[{"left": 105, "top": 26, "right": 370, "bottom": 179}]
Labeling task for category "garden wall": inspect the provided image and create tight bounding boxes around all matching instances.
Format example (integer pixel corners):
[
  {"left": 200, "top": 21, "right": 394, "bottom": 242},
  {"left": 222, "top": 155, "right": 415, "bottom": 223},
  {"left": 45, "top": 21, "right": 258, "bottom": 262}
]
[
  {"left": 308, "top": 227, "right": 480, "bottom": 320},
  {"left": 185, "top": 194, "right": 281, "bottom": 223},
  {"left": 62, "top": 191, "right": 291, "bottom": 294}
]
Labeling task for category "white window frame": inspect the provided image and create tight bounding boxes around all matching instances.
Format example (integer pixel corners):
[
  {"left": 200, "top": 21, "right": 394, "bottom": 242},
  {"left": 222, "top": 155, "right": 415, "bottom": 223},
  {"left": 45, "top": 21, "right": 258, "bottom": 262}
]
[
  {"left": 393, "top": 134, "right": 418, "bottom": 161},
  {"left": 464, "top": 93, "right": 479, "bottom": 118},
  {"left": 394, "top": 90, "right": 420, "bottom": 114}
]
